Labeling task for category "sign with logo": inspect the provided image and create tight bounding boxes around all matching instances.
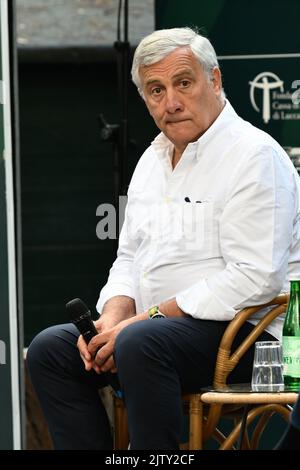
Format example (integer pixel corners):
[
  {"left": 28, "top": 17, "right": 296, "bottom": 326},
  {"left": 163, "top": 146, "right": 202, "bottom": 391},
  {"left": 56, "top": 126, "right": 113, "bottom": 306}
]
[
  {"left": 250, "top": 72, "right": 285, "bottom": 124},
  {"left": 249, "top": 72, "right": 300, "bottom": 123},
  {"left": 156, "top": 0, "right": 300, "bottom": 175},
  {"left": 219, "top": 56, "right": 300, "bottom": 171},
  {"left": 0, "top": 0, "right": 21, "bottom": 449}
]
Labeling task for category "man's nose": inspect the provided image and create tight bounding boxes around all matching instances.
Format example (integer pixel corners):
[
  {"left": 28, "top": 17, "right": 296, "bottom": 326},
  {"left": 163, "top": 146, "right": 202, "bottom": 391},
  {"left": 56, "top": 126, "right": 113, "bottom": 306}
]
[{"left": 165, "top": 88, "right": 184, "bottom": 113}]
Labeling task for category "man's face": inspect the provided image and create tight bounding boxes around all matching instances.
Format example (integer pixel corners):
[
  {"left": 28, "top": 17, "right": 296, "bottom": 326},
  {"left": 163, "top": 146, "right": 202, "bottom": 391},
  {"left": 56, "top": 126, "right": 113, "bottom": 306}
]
[{"left": 139, "top": 47, "right": 223, "bottom": 153}]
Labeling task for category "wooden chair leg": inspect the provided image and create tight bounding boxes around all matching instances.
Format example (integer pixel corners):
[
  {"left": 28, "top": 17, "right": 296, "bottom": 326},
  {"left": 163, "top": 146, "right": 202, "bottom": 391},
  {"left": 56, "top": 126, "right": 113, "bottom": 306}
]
[
  {"left": 113, "top": 396, "right": 129, "bottom": 450},
  {"left": 114, "top": 393, "right": 205, "bottom": 450},
  {"left": 189, "top": 394, "right": 203, "bottom": 450}
]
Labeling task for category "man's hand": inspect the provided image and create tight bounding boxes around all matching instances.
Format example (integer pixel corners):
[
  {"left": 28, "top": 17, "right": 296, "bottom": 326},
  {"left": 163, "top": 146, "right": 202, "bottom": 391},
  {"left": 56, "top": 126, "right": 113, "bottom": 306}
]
[
  {"left": 88, "top": 310, "right": 152, "bottom": 373},
  {"left": 77, "top": 295, "right": 136, "bottom": 372},
  {"left": 77, "top": 314, "right": 119, "bottom": 372},
  {"left": 88, "top": 320, "right": 129, "bottom": 374},
  {"left": 77, "top": 296, "right": 185, "bottom": 373},
  {"left": 78, "top": 297, "right": 186, "bottom": 372}
]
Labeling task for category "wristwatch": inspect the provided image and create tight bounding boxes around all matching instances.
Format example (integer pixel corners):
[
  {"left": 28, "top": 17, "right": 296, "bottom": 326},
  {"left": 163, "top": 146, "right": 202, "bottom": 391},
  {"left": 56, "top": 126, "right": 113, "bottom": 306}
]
[{"left": 148, "top": 305, "right": 166, "bottom": 319}]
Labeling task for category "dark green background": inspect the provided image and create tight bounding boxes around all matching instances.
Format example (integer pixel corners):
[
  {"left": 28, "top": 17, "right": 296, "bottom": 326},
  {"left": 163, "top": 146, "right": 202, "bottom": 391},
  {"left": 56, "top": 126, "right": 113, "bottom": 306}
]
[
  {"left": 156, "top": 0, "right": 300, "bottom": 145},
  {"left": 156, "top": 0, "right": 300, "bottom": 55}
]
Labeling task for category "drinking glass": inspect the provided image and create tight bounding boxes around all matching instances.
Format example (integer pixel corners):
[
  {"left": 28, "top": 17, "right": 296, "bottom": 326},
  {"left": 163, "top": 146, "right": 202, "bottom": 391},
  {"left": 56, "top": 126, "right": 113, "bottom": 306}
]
[{"left": 251, "top": 341, "right": 284, "bottom": 391}]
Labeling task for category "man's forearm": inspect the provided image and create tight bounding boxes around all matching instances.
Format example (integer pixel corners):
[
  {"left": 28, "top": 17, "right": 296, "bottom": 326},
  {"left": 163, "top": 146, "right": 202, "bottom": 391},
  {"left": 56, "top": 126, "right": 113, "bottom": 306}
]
[
  {"left": 101, "top": 295, "right": 136, "bottom": 323},
  {"left": 158, "top": 298, "right": 188, "bottom": 318},
  {"left": 114, "top": 297, "right": 188, "bottom": 331}
]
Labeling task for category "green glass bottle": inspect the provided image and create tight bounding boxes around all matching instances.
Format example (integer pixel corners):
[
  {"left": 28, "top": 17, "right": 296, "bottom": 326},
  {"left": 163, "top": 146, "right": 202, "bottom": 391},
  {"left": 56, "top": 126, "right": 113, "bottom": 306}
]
[{"left": 282, "top": 279, "right": 300, "bottom": 390}]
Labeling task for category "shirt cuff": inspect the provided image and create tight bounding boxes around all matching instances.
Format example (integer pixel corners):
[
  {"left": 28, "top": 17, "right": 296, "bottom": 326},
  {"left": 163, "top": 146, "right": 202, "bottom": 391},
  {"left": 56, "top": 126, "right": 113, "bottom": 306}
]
[
  {"left": 176, "top": 278, "right": 237, "bottom": 321},
  {"left": 96, "top": 283, "right": 135, "bottom": 314}
]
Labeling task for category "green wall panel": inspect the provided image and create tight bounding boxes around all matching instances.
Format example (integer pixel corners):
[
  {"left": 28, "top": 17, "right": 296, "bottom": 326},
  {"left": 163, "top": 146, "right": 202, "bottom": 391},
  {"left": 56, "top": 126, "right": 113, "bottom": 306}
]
[
  {"left": 155, "top": 0, "right": 300, "bottom": 169},
  {"left": 156, "top": 0, "right": 300, "bottom": 55}
]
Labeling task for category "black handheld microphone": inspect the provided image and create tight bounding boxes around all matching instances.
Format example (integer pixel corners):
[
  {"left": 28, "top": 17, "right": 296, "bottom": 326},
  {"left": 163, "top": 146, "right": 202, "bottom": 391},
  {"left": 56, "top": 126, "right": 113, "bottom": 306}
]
[{"left": 66, "top": 298, "right": 98, "bottom": 344}]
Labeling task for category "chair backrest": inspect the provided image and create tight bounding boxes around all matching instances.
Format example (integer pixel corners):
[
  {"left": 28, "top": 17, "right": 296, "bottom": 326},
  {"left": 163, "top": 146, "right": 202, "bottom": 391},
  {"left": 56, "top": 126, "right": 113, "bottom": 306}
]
[{"left": 203, "top": 293, "right": 289, "bottom": 441}]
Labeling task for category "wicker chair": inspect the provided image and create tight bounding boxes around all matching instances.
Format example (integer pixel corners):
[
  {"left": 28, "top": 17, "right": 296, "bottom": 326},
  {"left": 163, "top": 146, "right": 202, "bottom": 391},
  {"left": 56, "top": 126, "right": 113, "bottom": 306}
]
[{"left": 113, "top": 293, "right": 296, "bottom": 450}]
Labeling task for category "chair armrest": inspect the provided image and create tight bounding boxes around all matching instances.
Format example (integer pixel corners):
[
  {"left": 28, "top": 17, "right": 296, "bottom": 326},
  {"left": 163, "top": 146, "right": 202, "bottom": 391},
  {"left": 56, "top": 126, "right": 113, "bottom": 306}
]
[{"left": 213, "top": 293, "right": 288, "bottom": 387}]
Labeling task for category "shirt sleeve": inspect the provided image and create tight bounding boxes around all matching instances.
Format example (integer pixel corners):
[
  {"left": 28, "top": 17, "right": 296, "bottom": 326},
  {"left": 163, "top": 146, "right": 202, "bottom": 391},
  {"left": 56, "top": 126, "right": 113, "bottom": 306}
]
[
  {"left": 176, "top": 145, "right": 298, "bottom": 321},
  {"left": 96, "top": 202, "right": 138, "bottom": 314},
  {"left": 96, "top": 147, "right": 155, "bottom": 315}
]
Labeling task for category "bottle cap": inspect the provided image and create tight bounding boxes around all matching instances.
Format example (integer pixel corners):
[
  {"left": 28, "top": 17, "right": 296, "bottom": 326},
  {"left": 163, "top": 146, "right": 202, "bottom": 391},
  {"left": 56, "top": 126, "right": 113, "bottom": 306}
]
[{"left": 289, "top": 273, "right": 300, "bottom": 281}]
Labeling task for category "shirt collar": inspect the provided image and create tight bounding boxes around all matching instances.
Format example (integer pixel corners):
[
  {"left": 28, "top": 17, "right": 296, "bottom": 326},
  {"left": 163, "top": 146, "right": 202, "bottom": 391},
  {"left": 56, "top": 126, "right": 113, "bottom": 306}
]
[{"left": 151, "top": 100, "right": 238, "bottom": 163}]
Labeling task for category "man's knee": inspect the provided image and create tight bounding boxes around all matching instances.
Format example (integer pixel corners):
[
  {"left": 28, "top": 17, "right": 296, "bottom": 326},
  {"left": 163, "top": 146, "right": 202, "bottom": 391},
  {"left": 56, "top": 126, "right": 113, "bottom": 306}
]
[
  {"left": 27, "top": 324, "right": 76, "bottom": 377},
  {"left": 115, "top": 323, "right": 142, "bottom": 359},
  {"left": 114, "top": 322, "right": 147, "bottom": 367},
  {"left": 27, "top": 326, "right": 59, "bottom": 372},
  {"left": 114, "top": 321, "right": 164, "bottom": 370}
]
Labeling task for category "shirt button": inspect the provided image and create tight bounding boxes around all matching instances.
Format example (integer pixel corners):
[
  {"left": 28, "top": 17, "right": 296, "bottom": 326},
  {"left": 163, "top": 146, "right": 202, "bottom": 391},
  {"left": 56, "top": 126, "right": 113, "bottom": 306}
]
[
  {"left": 165, "top": 196, "right": 171, "bottom": 203},
  {"left": 143, "top": 272, "right": 148, "bottom": 278}
]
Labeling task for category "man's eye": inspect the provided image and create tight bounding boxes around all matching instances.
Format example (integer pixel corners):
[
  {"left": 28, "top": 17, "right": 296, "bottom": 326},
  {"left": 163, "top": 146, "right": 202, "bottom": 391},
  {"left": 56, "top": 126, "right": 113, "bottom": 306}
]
[
  {"left": 180, "top": 80, "right": 190, "bottom": 87},
  {"left": 151, "top": 87, "right": 162, "bottom": 95}
]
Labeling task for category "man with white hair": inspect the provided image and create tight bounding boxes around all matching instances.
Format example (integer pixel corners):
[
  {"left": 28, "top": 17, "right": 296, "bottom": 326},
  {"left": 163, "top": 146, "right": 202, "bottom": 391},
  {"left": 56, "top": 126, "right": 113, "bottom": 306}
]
[{"left": 27, "top": 27, "right": 300, "bottom": 449}]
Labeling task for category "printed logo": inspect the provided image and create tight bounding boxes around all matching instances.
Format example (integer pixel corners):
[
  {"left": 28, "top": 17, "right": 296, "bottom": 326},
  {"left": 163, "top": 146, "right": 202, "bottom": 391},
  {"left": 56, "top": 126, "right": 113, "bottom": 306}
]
[
  {"left": 249, "top": 72, "right": 284, "bottom": 123},
  {"left": 249, "top": 72, "right": 300, "bottom": 123}
]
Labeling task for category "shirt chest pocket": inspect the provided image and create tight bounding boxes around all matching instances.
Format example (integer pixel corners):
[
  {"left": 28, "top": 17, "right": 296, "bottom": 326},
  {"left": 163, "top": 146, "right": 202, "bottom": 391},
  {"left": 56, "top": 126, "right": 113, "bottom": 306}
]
[{"left": 179, "top": 201, "right": 218, "bottom": 255}]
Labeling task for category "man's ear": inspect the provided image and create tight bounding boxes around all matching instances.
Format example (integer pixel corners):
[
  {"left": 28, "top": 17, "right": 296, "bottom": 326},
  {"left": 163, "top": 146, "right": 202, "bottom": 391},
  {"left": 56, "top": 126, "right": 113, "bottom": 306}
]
[{"left": 211, "top": 67, "right": 222, "bottom": 95}]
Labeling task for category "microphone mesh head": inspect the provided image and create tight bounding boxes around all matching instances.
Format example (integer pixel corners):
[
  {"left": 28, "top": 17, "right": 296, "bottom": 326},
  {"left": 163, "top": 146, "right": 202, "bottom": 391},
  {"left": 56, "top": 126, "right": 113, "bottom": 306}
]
[{"left": 66, "top": 298, "right": 90, "bottom": 321}]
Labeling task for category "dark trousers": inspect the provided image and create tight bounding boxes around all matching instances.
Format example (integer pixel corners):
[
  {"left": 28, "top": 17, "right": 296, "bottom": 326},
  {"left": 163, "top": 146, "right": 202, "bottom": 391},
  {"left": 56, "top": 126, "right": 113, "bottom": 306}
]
[{"left": 27, "top": 317, "right": 274, "bottom": 450}]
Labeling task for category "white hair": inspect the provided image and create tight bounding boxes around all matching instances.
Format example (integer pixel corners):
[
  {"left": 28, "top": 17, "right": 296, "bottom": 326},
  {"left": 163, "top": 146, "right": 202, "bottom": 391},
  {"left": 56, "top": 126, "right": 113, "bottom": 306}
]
[{"left": 131, "top": 27, "right": 224, "bottom": 98}]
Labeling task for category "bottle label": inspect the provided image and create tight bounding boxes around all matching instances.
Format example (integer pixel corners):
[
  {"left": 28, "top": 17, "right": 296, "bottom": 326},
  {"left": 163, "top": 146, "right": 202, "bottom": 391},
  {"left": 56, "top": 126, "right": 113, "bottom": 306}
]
[{"left": 283, "top": 337, "right": 300, "bottom": 377}]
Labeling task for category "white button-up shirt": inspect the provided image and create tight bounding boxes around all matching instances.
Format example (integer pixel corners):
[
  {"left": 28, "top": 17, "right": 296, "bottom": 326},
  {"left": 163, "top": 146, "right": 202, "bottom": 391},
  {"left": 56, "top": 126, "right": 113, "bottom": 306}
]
[{"left": 97, "top": 101, "right": 300, "bottom": 339}]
